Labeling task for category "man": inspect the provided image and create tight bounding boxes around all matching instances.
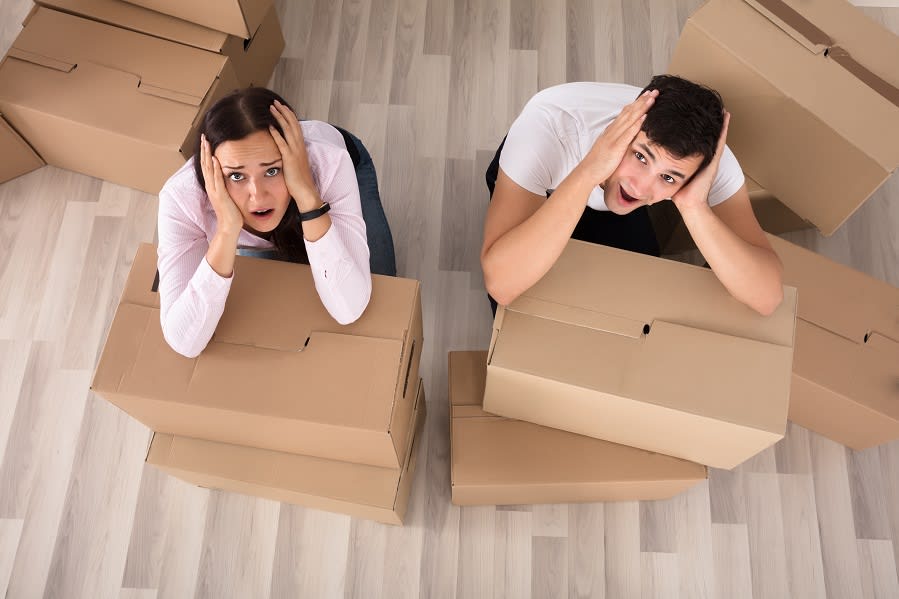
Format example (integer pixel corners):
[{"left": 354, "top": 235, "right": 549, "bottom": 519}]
[{"left": 481, "top": 75, "right": 783, "bottom": 316}]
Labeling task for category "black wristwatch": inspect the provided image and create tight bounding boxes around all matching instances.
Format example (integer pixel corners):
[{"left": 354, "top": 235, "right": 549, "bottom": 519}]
[{"left": 299, "top": 202, "right": 331, "bottom": 221}]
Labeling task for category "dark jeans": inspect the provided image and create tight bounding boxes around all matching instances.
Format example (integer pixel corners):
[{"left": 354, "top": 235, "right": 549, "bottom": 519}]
[
  {"left": 239, "top": 126, "right": 397, "bottom": 277},
  {"left": 485, "top": 137, "right": 660, "bottom": 314}
]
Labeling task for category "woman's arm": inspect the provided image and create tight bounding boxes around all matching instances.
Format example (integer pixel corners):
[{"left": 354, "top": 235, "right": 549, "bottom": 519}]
[
  {"left": 157, "top": 173, "right": 235, "bottom": 358},
  {"left": 269, "top": 105, "right": 372, "bottom": 324}
]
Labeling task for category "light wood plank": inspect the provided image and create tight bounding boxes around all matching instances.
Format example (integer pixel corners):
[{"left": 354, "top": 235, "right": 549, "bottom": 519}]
[
  {"left": 567, "top": 502, "right": 603, "bottom": 599},
  {"left": 604, "top": 502, "right": 641, "bottom": 599},
  {"left": 858, "top": 539, "right": 899, "bottom": 599},
  {"left": 711, "top": 523, "right": 753, "bottom": 599}
]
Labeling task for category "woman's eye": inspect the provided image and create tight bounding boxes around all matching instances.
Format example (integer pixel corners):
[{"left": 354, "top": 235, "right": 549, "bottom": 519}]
[
  {"left": 228, "top": 172, "right": 244, "bottom": 182},
  {"left": 635, "top": 151, "right": 646, "bottom": 164},
  {"left": 266, "top": 167, "right": 281, "bottom": 177}
]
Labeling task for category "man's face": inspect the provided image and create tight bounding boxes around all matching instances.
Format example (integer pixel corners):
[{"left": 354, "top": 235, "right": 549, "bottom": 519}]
[{"left": 602, "top": 131, "right": 704, "bottom": 215}]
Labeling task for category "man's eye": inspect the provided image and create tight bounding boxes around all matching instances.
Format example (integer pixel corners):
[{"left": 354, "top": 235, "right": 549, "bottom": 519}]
[
  {"left": 228, "top": 172, "right": 244, "bottom": 182},
  {"left": 266, "top": 167, "right": 281, "bottom": 176},
  {"left": 662, "top": 174, "right": 675, "bottom": 184},
  {"left": 635, "top": 151, "right": 646, "bottom": 164}
]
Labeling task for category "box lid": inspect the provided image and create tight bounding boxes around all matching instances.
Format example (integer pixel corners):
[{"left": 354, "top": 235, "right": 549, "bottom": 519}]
[
  {"left": 489, "top": 241, "right": 797, "bottom": 434},
  {"left": 675, "top": 0, "right": 899, "bottom": 234},
  {"left": 121, "top": 0, "right": 270, "bottom": 38},
  {"left": 450, "top": 351, "right": 708, "bottom": 486},
  {"left": 37, "top": 0, "right": 230, "bottom": 51},
  {"left": 0, "top": 8, "right": 230, "bottom": 149},
  {"left": 767, "top": 234, "right": 898, "bottom": 347},
  {"left": 0, "top": 113, "right": 44, "bottom": 184},
  {"left": 94, "top": 244, "right": 420, "bottom": 432}
]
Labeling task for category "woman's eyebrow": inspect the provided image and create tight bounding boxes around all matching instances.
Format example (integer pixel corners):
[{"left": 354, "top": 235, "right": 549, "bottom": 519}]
[{"left": 260, "top": 159, "right": 282, "bottom": 166}]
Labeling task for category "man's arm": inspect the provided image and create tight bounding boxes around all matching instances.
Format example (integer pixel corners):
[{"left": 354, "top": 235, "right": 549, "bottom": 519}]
[
  {"left": 673, "top": 114, "right": 783, "bottom": 315},
  {"left": 481, "top": 90, "right": 658, "bottom": 306},
  {"left": 481, "top": 168, "right": 596, "bottom": 306},
  {"left": 681, "top": 185, "right": 784, "bottom": 315}
]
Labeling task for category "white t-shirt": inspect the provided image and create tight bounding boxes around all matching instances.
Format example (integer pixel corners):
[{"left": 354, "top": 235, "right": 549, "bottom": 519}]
[{"left": 499, "top": 82, "right": 745, "bottom": 210}]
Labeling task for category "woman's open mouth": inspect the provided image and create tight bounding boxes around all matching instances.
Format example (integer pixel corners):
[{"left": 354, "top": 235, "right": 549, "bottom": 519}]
[{"left": 251, "top": 208, "right": 274, "bottom": 219}]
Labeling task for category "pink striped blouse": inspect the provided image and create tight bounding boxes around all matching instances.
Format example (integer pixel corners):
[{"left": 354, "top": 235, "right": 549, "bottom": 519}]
[{"left": 156, "top": 120, "right": 372, "bottom": 358}]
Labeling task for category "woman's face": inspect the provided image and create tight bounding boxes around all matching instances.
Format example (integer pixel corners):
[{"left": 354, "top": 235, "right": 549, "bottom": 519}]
[{"left": 214, "top": 130, "right": 290, "bottom": 233}]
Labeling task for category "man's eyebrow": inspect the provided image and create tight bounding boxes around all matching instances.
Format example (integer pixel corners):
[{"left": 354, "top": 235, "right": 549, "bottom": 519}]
[{"left": 638, "top": 142, "right": 686, "bottom": 180}]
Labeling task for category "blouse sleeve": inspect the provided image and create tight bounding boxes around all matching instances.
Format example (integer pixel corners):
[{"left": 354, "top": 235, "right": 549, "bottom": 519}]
[
  {"left": 303, "top": 146, "right": 372, "bottom": 325},
  {"left": 156, "top": 169, "right": 233, "bottom": 358}
]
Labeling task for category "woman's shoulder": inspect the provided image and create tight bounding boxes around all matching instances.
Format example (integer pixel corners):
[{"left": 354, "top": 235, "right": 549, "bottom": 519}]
[
  {"left": 300, "top": 120, "right": 346, "bottom": 152},
  {"left": 159, "top": 158, "right": 207, "bottom": 215}
]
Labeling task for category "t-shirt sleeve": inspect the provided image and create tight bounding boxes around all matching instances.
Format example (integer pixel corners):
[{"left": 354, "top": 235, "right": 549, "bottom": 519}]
[
  {"left": 498, "top": 104, "right": 565, "bottom": 196},
  {"left": 707, "top": 144, "right": 745, "bottom": 207}
]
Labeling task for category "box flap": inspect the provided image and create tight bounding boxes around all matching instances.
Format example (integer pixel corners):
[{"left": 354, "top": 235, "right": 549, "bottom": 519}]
[
  {"left": 0, "top": 113, "right": 44, "bottom": 184},
  {"left": 220, "top": 255, "right": 418, "bottom": 347},
  {"left": 449, "top": 351, "right": 707, "bottom": 486},
  {"left": 511, "top": 240, "right": 797, "bottom": 347},
  {"left": 36, "top": 0, "right": 229, "bottom": 51},
  {"left": 768, "top": 234, "right": 898, "bottom": 344},
  {"left": 121, "top": 0, "right": 267, "bottom": 38},
  {"left": 491, "top": 311, "right": 792, "bottom": 435},
  {"left": 0, "top": 8, "right": 229, "bottom": 147}
]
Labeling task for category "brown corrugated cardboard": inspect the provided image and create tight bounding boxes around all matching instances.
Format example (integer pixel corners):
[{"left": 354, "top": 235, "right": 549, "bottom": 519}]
[
  {"left": 483, "top": 240, "right": 798, "bottom": 470},
  {"left": 768, "top": 235, "right": 899, "bottom": 449},
  {"left": 450, "top": 351, "right": 708, "bottom": 506},
  {"left": 37, "top": 0, "right": 284, "bottom": 87},
  {"left": 0, "top": 114, "right": 43, "bottom": 185},
  {"left": 670, "top": 0, "right": 899, "bottom": 235},
  {"left": 650, "top": 176, "right": 811, "bottom": 254},
  {"left": 92, "top": 243, "right": 423, "bottom": 469},
  {"left": 0, "top": 7, "right": 239, "bottom": 194},
  {"left": 121, "top": 0, "right": 271, "bottom": 38},
  {"left": 149, "top": 380, "right": 426, "bottom": 525}
]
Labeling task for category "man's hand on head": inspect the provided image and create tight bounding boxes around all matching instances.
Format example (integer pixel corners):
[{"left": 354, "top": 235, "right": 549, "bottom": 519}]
[{"left": 671, "top": 111, "right": 730, "bottom": 215}]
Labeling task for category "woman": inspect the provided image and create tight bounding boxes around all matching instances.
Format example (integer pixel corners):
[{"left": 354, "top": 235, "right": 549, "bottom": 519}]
[{"left": 157, "top": 87, "right": 395, "bottom": 357}]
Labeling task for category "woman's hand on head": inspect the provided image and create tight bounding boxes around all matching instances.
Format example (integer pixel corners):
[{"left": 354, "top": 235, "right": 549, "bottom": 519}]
[
  {"left": 268, "top": 100, "right": 321, "bottom": 211},
  {"left": 200, "top": 134, "right": 244, "bottom": 235}
]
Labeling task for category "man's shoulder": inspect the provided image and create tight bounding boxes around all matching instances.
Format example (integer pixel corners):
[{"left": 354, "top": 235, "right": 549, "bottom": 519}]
[{"left": 527, "top": 81, "right": 642, "bottom": 112}]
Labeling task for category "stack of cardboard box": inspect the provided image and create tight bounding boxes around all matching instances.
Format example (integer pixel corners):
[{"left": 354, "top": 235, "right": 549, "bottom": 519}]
[
  {"left": 450, "top": 0, "right": 899, "bottom": 507},
  {"left": 450, "top": 240, "right": 800, "bottom": 505},
  {"left": 92, "top": 244, "right": 426, "bottom": 525},
  {"left": 0, "top": 0, "right": 284, "bottom": 193}
]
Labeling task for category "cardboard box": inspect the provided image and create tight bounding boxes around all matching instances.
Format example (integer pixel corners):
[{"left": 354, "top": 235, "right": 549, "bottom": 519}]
[
  {"left": 0, "top": 7, "right": 240, "bottom": 194},
  {"left": 122, "top": 0, "right": 272, "bottom": 38},
  {"left": 149, "top": 380, "right": 426, "bottom": 525},
  {"left": 483, "top": 240, "right": 798, "bottom": 470},
  {"left": 0, "top": 114, "right": 43, "bottom": 184},
  {"left": 650, "top": 176, "right": 811, "bottom": 255},
  {"left": 450, "top": 351, "right": 708, "bottom": 506},
  {"left": 670, "top": 0, "right": 899, "bottom": 235},
  {"left": 768, "top": 235, "right": 899, "bottom": 449},
  {"left": 37, "top": 0, "right": 284, "bottom": 87},
  {"left": 92, "top": 244, "right": 423, "bottom": 469}
]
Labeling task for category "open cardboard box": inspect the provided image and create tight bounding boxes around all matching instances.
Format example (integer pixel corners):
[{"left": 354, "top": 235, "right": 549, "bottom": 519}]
[
  {"left": 149, "top": 379, "right": 426, "bottom": 526},
  {"left": 92, "top": 244, "right": 423, "bottom": 469},
  {"left": 0, "top": 6, "right": 240, "bottom": 194},
  {"left": 37, "top": 0, "right": 283, "bottom": 88},
  {"left": 483, "top": 240, "right": 798, "bottom": 470},
  {"left": 669, "top": 0, "right": 899, "bottom": 236},
  {"left": 122, "top": 0, "right": 272, "bottom": 38},
  {"left": 768, "top": 235, "right": 899, "bottom": 449},
  {"left": 450, "top": 351, "right": 708, "bottom": 506}
]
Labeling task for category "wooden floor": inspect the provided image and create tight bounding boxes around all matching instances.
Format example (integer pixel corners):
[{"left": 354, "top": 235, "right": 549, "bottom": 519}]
[{"left": 1, "top": 0, "right": 898, "bottom": 597}]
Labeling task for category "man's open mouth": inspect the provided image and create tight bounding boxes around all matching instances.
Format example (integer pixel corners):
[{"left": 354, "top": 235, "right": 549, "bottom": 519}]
[{"left": 619, "top": 186, "right": 639, "bottom": 204}]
